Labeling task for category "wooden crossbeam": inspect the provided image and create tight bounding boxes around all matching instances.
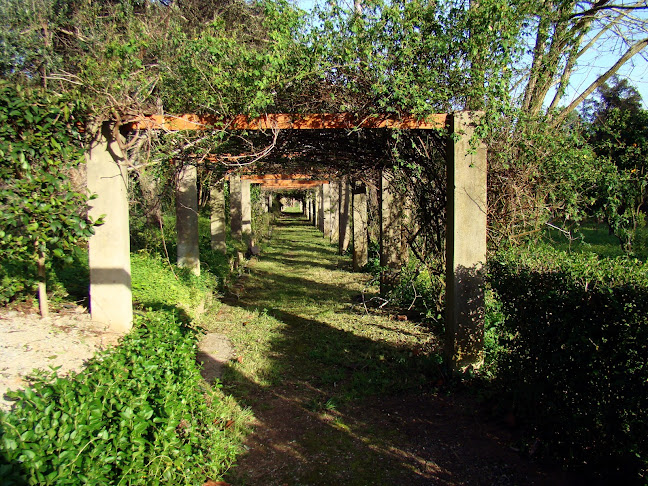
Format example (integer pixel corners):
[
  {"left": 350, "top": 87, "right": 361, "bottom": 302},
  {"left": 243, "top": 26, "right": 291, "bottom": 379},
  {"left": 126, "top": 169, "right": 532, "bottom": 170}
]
[
  {"left": 259, "top": 180, "right": 328, "bottom": 189},
  {"left": 128, "top": 113, "right": 447, "bottom": 131},
  {"left": 241, "top": 174, "right": 314, "bottom": 182}
]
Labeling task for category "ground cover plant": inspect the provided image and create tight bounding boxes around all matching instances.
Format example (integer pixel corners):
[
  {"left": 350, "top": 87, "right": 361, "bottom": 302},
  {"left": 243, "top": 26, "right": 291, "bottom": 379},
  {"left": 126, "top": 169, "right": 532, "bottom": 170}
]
[
  {"left": 0, "top": 310, "right": 249, "bottom": 485},
  {"left": 1, "top": 211, "right": 248, "bottom": 485}
]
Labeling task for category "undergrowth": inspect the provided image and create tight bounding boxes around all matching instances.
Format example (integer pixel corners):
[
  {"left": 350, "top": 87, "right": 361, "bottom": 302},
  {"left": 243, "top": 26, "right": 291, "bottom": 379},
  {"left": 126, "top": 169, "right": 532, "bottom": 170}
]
[
  {"left": 1, "top": 212, "right": 249, "bottom": 485},
  {"left": 0, "top": 311, "right": 249, "bottom": 485}
]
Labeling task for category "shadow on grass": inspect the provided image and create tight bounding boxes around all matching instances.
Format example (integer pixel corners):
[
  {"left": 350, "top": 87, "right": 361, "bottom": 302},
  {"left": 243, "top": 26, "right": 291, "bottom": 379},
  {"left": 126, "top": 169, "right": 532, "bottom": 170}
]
[{"left": 204, "top": 217, "right": 581, "bottom": 485}]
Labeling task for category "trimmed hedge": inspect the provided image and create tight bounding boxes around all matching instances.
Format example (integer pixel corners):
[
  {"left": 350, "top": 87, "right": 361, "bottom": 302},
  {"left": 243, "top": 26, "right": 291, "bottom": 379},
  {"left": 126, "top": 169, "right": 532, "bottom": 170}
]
[
  {"left": 0, "top": 311, "right": 245, "bottom": 485},
  {"left": 487, "top": 246, "right": 648, "bottom": 478}
]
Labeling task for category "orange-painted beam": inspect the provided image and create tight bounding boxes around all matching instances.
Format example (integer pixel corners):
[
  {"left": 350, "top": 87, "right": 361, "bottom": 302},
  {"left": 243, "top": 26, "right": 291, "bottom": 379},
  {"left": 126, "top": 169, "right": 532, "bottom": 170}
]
[
  {"left": 242, "top": 174, "right": 320, "bottom": 183},
  {"left": 128, "top": 113, "right": 448, "bottom": 131},
  {"left": 259, "top": 180, "right": 328, "bottom": 189}
]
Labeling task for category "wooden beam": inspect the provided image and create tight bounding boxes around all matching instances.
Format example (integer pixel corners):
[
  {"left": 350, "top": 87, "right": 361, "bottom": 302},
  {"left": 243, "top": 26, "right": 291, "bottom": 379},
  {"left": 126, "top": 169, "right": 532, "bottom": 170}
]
[
  {"left": 128, "top": 113, "right": 448, "bottom": 131},
  {"left": 260, "top": 180, "right": 329, "bottom": 189},
  {"left": 241, "top": 174, "right": 314, "bottom": 182}
]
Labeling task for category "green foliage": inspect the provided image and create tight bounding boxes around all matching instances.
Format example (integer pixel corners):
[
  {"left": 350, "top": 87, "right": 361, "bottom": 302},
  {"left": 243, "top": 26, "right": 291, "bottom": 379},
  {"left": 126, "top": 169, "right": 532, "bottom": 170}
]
[
  {"left": 308, "top": 0, "right": 520, "bottom": 114},
  {"left": 582, "top": 77, "right": 648, "bottom": 252},
  {"left": 0, "top": 310, "right": 247, "bottom": 485},
  {"left": 487, "top": 245, "right": 648, "bottom": 478},
  {"left": 131, "top": 251, "right": 216, "bottom": 320},
  {"left": 0, "top": 81, "right": 95, "bottom": 258},
  {"left": 486, "top": 112, "right": 601, "bottom": 245},
  {"left": 0, "top": 81, "right": 97, "bottom": 306}
]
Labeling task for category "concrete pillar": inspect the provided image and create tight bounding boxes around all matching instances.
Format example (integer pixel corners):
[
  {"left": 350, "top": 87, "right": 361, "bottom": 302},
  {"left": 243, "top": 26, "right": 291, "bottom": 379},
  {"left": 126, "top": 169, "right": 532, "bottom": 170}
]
[
  {"left": 329, "top": 181, "right": 340, "bottom": 243},
  {"left": 210, "top": 181, "right": 226, "bottom": 254},
  {"left": 317, "top": 185, "right": 324, "bottom": 232},
  {"left": 312, "top": 193, "right": 318, "bottom": 226},
  {"left": 261, "top": 192, "right": 268, "bottom": 213},
  {"left": 352, "top": 181, "right": 368, "bottom": 271},
  {"left": 230, "top": 175, "right": 242, "bottom": 240},
  {"left": 241, "top": 180, "right": 252, "bottom": 236},
  {"left": 87, "top": 123, "right": 133, "bottom": 332},
  {"left": 380, "top": 172, "right": 401, "bottom": 292},
  {"left": 176, "top": 164, "right": 200, "bottom": 276},
  {"left": 445, "top": 111, "right": 487, "bottom": 370},
  {"left": 401, "top": 199, "right": 411, "bottom": 265},
  {"left": 322, "top": 183, "right": 331, "bottom": 238},
  {"left": 339, "top": 178, "right": 351, "bottom": 254}
]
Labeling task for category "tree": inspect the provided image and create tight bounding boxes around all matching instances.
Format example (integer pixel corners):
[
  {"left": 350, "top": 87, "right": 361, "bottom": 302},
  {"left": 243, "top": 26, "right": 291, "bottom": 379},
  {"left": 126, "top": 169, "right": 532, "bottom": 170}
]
[
  {"left": 583, "top": 76, "right": 647, "bottom": 250},
  {"left": 0, "top": 81, "right": 100, "bottom": 315}
]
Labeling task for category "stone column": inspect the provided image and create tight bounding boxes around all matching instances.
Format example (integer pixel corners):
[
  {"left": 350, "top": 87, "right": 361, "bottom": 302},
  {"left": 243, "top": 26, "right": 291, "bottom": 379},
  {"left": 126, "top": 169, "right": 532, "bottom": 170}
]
[
  {"left": 380, "top": 172, "right": 401, "bottom": 292},
  {"left": 87, "top": 122, "right": 133, "bottom": 332},
  {"left": 176, "top": 164, "right": 200, "bottom": 276},
  {"left": 322, "top": 183, "right": 331, "bottom": 238},
  {"left": 317, "top": 185, "right": 324, "bottom": 232},
  {"left": 329, "top": 181, "right": 340, "bottom": 243},
  {"left": 210, "top": 181, "right": 227, "bottom": 254},
  {"left": 260, "top": 192, "right": 268, "bottom": 213},
  {"left": 230, "top": 174, "right": 242, "bottom": 240},
  {"left": 339, "top": 178, "right": 351, "bottom": 254},
  {"left": 445, "top": 111, "right": 487, "bottom": 371},
  {"left": 241, "top": 180, "right": 252, "bottom": 236},
  {"left": 352, "top": 181, "right": 368, "bottom": 271}
]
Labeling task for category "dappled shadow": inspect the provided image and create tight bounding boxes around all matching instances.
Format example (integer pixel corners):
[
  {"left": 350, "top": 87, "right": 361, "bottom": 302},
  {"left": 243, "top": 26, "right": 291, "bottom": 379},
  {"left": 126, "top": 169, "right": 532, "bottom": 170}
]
[{"left": 206, "top": 217, "right": 583, "bottom": 485}]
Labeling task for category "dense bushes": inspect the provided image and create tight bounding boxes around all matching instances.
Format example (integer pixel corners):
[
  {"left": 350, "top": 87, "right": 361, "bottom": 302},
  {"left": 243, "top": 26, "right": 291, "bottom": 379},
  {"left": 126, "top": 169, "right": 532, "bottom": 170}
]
[
  {"left": 0, "top": 311, "right": 247, "bottom": 485},
  {"left": 486, "top": 245, "right": 648, "bottom": 478}
]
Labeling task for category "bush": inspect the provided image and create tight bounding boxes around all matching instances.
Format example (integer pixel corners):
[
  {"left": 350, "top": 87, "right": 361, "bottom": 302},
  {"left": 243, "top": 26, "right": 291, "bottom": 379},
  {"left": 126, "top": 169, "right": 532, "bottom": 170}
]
[
  {"left": 487, "top": 245, "right": 648, "bottom": 479},
  {"left": 0, "top": 311, "right": 247, "bottom": 485}
]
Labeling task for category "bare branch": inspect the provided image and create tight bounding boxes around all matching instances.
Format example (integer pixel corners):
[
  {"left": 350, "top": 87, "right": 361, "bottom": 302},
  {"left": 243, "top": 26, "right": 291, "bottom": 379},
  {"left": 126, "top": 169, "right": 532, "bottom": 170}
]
[
  {"left": 552, "top": 35, "right": 648, "bottom": 125},
  {"left": 570, "top": 2, "right": 648, "bottom": 19}
]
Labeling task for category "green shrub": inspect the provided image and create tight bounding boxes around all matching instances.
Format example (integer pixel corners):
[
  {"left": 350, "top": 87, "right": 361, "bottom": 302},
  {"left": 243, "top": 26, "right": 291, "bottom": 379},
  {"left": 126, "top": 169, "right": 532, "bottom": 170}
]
[
  {"left": 0, "top": 311, "right": 247, "bottom": 485},
  {"left": 487, "top": 245, "right": 648, "bottom": 478}
]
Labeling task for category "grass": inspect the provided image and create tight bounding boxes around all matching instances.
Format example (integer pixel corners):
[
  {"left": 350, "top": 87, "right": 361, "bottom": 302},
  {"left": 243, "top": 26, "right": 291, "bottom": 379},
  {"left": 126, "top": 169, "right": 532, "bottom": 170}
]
[
  {"left": 198, "top": 213, "right": 444, "bottom": 484},
  {"left": 202, "top": 214, "right": 441, "bottom": 403},
  {"left": 543, "top": 219, "right": 648, "bottom": 260}
]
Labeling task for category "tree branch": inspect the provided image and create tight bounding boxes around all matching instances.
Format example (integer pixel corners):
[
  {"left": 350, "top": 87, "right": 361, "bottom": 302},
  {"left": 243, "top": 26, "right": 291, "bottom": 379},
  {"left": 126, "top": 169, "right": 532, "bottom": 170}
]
[{"left": 551, "top": 36, "right": 648, "bottom": 126}]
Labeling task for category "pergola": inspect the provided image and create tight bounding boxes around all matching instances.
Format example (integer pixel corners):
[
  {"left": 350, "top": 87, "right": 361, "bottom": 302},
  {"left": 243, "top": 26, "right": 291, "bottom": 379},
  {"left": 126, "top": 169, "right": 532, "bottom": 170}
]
[{"left": 87, "top": 112, "right": 486, "bottom": 369}]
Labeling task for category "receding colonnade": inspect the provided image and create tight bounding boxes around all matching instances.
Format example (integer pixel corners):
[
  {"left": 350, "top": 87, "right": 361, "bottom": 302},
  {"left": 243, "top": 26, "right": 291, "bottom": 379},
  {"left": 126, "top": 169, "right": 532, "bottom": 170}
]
[{"left": 86, "top": 113, "right": 487, "bottom": 369}]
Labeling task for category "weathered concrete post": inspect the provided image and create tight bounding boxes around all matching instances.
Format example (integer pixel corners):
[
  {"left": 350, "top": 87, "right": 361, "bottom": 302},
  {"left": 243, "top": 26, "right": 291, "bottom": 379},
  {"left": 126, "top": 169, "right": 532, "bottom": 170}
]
[
  {"left": 87, "top": 123, "right": 133, "bottom": 332},
  {"left": 176, "top": 164, "right": 200, "bottom": 276},
  {"left": 329, "top": 181, "right": 340, "bottom": 243},
  {"left": 321, "top": 183, "right": 331, "bottom": 238},
  {"left": 380, "top": 172, "right": 401, "bottom": 291},
  {"left": 317, "top": 185, "right": 325, "bottom": 232},
  {"left": 352, "top": 181, "right": 368, "bottom": 271},
  {"left": 241, "top": 180, "right": 252, "bottom": 236},
  {"left": 260, "top": 192, "right": 268, "bottom": 213},
  {"left": 339, "top": 178, "right": 351, "bottom": 254},
  {"left": 230, "top": 174, "right": 242, "bottom": 240},
  {"left": 210, "top": 181, "right": 227, "bottom": 254},
  {"left": 446, "top": 111, "right": 487, "bottom": 370}
]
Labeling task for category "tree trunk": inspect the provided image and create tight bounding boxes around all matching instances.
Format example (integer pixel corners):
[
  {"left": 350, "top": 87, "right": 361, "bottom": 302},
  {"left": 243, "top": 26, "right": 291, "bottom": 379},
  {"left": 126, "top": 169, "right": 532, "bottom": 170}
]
[{"left": 37, "top": 250, "right": 49, "bottom": 318}]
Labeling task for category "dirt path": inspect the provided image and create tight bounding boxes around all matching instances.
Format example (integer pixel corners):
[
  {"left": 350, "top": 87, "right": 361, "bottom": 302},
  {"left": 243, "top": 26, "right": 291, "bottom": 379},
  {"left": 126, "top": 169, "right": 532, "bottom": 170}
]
[
  {"left": 0, "top": 307, "right": 122, "bottom": 411},
  {"left": 200, "top": 215, "right": 582, "bottom": 485}
]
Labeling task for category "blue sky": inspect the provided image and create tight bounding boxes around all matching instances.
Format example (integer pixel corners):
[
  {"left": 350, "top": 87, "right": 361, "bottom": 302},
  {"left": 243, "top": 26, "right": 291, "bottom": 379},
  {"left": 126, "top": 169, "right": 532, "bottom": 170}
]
[{"left": 291, "top": 0, "right": 648, "bottom": 108}]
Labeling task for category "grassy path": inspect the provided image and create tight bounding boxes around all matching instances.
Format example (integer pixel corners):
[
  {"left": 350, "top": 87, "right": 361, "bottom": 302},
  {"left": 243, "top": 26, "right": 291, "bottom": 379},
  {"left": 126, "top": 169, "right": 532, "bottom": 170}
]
[{"left": 200, "top": 215, "right": 573, "bottom": 485}]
